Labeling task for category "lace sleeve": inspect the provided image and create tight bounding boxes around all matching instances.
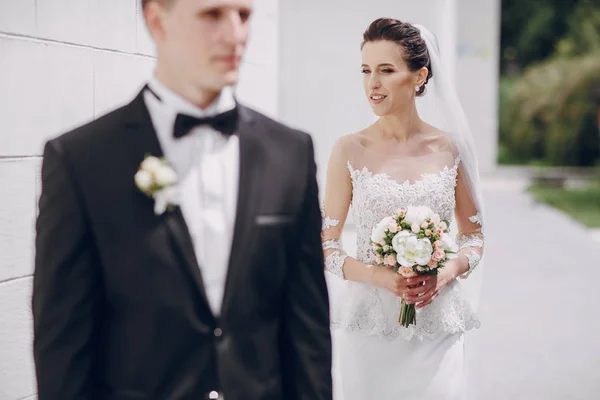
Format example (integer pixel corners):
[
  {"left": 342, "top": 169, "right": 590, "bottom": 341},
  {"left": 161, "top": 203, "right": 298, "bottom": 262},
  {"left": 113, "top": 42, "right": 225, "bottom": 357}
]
[
  {"left": 321, "top": 139, "right": 352, "bottom": 279},
  {"left": 454, "top": 163, "right": 484, "bottom": 278}
]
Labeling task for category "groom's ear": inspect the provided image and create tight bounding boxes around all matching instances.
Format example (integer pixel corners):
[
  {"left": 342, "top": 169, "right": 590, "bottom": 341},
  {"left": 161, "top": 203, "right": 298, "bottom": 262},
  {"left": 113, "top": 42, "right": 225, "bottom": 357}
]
[{"left": 143, "top": 1, "right": 170, "bottom": 42}]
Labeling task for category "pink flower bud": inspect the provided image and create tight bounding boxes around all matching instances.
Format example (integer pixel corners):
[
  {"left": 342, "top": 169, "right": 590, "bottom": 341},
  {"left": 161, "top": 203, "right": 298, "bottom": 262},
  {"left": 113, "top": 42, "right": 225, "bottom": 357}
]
[
  {"left": 385, "top": 254, "right": 397, "bottom": 267},
  {"left": 398, "top": 266, "right": 417, "bottom": 278},
  {"left": 432, "top": 249, "right": 445, "bottom": 262}
]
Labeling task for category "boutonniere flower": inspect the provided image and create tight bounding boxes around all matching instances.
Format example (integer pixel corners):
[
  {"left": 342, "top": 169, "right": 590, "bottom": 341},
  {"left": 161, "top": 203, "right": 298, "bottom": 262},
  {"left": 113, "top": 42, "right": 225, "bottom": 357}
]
[{"left": 134, "top": 155, "right": 179, "bottom": 215}]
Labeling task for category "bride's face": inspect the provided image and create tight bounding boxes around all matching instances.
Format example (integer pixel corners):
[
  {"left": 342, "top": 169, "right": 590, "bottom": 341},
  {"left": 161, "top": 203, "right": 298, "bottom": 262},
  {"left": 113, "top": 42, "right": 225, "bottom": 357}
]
[{"left": 361, "top": 40, "right": 421, "bottom": 116}]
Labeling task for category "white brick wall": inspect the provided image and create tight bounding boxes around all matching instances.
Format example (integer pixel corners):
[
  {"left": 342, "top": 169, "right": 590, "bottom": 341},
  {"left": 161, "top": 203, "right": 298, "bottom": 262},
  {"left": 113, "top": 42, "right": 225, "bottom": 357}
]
[
  {"left": 0, "top": 0, "right": 279, "bottom": 398},
  {"left": 0, "top": 278, "right": 36, "bottom": 400},
  {"left": 236, "top": 0, "right": 279, "bottom": 117}
]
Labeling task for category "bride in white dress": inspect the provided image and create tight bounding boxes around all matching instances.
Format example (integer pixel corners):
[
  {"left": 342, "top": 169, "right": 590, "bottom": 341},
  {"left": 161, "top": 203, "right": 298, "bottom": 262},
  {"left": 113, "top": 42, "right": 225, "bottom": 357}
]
[{"left": 321, "top": 19, "right": 485, "bottom": 400}]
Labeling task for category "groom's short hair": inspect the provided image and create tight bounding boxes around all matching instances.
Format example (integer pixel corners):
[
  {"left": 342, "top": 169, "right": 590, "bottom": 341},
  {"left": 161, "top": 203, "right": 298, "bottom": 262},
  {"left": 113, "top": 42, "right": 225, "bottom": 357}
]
[{"left": 141, "top": 0, "right": 174, "bottom": 9}]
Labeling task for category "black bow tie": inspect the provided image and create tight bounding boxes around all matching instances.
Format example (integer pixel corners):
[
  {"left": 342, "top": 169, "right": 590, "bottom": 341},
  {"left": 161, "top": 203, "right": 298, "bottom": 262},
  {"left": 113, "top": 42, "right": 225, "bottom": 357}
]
[{"left": 173, "top": 107, "right": 239, "bottom": 138}]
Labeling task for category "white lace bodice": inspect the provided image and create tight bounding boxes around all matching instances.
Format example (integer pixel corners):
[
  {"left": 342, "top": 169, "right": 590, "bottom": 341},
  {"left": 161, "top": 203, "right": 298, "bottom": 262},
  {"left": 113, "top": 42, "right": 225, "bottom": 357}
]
[
  {"left": 321, "top": 134, "right": 483, "bottom": 341},
  {"left": 349, "top": 159, "right": 459, "bottom": 267}
]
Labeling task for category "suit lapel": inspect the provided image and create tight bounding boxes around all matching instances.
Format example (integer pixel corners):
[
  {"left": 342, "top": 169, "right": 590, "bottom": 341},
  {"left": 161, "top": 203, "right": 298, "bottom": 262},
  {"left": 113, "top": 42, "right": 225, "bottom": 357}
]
[
  {"left": 122, "top": 89, "right": 213, "bottom": 317},
  {"left": 221, "top": 106, "right": 263, "bottom": 316}
]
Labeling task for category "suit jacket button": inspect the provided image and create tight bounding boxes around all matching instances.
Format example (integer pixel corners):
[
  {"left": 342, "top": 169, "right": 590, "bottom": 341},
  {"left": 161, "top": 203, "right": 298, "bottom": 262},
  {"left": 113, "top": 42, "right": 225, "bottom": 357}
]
[
  {"left": 208, "top": 391, "right": 220, "bottom": 399},
  {"left": 214, "top": 327, "right": 223, "bottom": 337}
]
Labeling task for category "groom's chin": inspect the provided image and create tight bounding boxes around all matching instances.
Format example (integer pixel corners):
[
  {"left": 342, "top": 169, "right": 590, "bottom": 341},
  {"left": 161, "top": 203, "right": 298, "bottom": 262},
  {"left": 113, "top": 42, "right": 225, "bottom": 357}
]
[{"left": 219, "top": 70, "right": 240, "bottom": 87}]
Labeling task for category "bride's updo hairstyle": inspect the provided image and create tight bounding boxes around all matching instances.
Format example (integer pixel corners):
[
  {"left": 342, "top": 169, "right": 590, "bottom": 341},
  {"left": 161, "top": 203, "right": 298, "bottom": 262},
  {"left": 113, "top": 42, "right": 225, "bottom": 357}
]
[{"left": 361, "top": 18, "right": 433, "bottom": 97}]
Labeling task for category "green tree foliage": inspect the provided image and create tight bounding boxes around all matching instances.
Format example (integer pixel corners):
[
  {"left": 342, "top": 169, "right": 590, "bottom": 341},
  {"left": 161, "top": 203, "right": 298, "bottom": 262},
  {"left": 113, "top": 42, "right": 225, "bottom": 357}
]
[{"left": 500, "top": 0, "right": 600, "bottom": 166}]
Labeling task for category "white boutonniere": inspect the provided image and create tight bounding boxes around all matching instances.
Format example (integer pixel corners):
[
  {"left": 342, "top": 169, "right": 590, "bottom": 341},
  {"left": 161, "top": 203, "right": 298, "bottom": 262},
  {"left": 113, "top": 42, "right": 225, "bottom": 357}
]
[{"left": 134, "top": 155, "right": 179, "bottom": 215}]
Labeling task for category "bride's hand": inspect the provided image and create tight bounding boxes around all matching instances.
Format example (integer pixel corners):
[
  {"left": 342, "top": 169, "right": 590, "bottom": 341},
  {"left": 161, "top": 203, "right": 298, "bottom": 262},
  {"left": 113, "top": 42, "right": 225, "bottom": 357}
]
[
  {"left": 370, "top": 266, "right": 436, "bottom": 299},
  {"left": 411, "top": 265, "right": 457, "bottom": 309}
]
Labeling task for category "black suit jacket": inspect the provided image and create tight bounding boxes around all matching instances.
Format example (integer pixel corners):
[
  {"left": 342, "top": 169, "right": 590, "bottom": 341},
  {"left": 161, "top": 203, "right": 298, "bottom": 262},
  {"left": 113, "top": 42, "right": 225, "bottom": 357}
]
[{"left": 32, "top": 90, "right": 332, "bottom": 400}]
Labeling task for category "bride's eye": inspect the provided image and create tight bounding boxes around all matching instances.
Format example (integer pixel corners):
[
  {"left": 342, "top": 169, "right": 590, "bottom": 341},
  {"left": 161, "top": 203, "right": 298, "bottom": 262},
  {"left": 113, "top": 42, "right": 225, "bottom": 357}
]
[
  {"left": 381, "top": 69, "right": 394, "bottom": 73},
  {"left": 361, "top": 69, "right": 371, "bottom": 74}
]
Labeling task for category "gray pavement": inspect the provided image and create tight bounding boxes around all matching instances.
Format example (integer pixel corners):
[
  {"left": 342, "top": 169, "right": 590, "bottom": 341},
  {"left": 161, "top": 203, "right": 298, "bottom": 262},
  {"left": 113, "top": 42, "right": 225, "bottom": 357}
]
[{"left": 468, "top": 178, "right": 600, "bottom": 400}]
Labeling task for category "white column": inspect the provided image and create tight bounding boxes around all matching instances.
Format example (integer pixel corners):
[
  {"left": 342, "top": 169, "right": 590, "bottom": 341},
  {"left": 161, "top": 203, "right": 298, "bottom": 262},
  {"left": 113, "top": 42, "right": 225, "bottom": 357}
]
[{"left": 456, "top": 0, "right": 501, "bottom": 173}]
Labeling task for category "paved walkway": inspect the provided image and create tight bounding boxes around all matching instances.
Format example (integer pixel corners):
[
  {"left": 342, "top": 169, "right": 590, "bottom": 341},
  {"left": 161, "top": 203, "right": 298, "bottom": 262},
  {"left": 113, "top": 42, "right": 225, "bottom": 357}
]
[
  {"left": 468, "top": 177, "right": 600, "bottom": 400},
  {"left": 333, "top": 176, "right": 600, "bottom": 399}
]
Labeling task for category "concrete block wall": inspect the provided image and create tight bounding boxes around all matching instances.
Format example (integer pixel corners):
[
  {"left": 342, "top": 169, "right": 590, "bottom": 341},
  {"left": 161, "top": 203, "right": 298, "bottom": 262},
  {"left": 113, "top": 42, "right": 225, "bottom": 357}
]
[{"left": 0, "top": 0, "right": 279, "bottom": 398}]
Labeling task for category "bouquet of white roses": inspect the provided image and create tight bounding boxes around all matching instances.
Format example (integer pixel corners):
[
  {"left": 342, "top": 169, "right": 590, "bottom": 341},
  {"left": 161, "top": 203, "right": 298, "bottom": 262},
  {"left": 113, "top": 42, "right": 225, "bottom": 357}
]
[{"left": 370, "top": 206, "right": 457, "bottom": 327}]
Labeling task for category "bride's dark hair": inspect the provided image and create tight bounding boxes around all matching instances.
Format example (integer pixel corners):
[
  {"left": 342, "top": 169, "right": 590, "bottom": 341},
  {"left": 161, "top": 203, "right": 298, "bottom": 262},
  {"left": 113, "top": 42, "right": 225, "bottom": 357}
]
[{"left": 362, "top": 18, "right": 433, "bottom": 97}]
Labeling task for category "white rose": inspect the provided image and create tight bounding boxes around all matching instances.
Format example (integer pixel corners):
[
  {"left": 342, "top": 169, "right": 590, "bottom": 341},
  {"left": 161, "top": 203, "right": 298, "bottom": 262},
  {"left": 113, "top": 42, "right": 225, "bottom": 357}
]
[
  {"left": 134, "top": 170, "right": 153, "bottom": 191},
  {"left": 404, "top": 205, "right": 434, "bottom": 226},
  {"left": 154, "top": 165, "right": 177, "bottom": 187},
  {"left": 371, "top": 216, "right": 394, "bottom": 243},
  {"left": 152, "top": 186, "right": 179, "bottom": 215},
  {"left": 392, "top": 231, "right": 433, "bottom": 267},
  {"left": 141, "top": 156, "right": 163, "bottom": 173},
  {"left": 440, "top": 233, "right": 457, "bottom": 252},
  {"left": 411, "top": 223, "right": 421, "bottom": 234}
]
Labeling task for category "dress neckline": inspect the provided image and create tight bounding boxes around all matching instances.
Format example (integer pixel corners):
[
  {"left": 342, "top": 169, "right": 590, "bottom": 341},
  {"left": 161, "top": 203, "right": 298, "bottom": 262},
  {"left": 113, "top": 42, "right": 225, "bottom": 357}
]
[{"left": 347, "top": 155, "right": 461, "bottom": 188}]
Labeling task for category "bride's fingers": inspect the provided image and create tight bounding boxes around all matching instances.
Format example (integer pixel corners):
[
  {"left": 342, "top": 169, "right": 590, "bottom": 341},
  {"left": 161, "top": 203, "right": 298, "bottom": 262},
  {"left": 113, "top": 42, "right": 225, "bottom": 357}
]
[
  {"left": 406, "top": 275, "right": 434, "bottom": 285},
  {"left": 408, "top": 284, "right": 437, "bottom": 302},
  {"left": 415, "top": 291, "right": 439, "bottom": 309},
  {"left": 406, "top": 280, "right": 427, "bottom": 290},
  {"left": 404, "top": 286, "right": 427, "bottom": 296},
  {"left": 405, "top": 279, "right": 435, "bottom": 296}
]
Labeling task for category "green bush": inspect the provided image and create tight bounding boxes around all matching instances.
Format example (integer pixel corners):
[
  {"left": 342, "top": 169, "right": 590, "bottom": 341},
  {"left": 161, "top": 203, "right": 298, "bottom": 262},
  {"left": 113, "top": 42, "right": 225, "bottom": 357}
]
[
  {"left": 528, "top": 180, "right": 600, "bottom": 228},
  {"left": 499, "top": 3, "right": 600, "bottom": 167},
  {"left": 501, "top": 55, "right": 600, "bottom": 166}
]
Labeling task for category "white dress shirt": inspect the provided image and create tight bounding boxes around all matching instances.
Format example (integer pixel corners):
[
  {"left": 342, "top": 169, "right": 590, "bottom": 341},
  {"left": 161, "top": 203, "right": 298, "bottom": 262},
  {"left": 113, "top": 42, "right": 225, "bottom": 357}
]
[{"left": 144, "top": 76, "right": 239, "bottom": 316}]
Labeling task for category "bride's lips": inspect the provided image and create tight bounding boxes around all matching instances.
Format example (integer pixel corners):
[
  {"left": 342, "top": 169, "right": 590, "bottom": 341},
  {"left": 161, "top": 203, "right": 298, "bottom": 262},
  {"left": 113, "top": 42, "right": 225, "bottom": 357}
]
[{"left": 369, "top": 94, "right": 387, "bottom": 104}]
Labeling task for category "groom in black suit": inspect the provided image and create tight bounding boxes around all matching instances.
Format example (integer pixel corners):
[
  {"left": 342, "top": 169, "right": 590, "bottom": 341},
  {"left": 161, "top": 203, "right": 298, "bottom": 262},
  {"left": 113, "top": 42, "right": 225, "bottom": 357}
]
[{"left": 32, "top": 0, "right": 332, "bottom": 399}]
